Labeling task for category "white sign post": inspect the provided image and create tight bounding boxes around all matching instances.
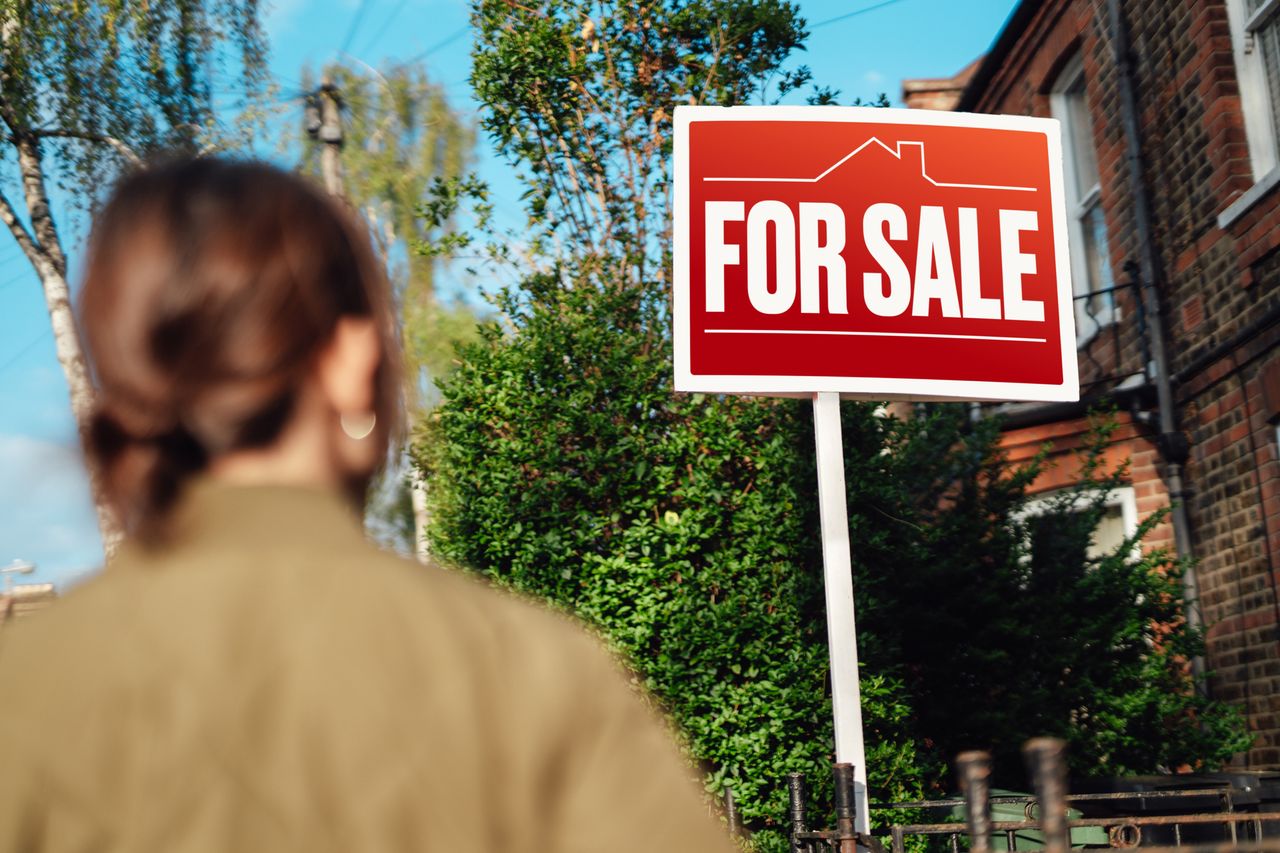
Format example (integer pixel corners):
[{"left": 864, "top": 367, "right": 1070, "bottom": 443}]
[
  {"left": 672, "top": 104, "right": 1077, "bottom": 833},
  {"left": 813, "top": 390, "right": 869, "bottom": 831}
]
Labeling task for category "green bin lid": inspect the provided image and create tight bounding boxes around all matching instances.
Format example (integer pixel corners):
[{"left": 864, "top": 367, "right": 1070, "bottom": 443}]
[{"left": 949, "top": 789, "right": 1109, "bottom": 849}]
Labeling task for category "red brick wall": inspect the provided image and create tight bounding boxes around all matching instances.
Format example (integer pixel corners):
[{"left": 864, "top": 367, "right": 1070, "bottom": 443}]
[
  {"left": 902, "top": 57, "right": 983, "bottom": 111},
  {"left": 999, "top": 413, "right": 1175, "bottom": 552},
  {"left": 964, "top": 0, "right": 1280, "bottom": 767}
]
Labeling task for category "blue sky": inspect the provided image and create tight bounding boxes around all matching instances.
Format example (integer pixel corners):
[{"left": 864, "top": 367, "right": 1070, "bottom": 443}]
[{"left": 0, "top": 0, "right": 1018, "bottom": 588}]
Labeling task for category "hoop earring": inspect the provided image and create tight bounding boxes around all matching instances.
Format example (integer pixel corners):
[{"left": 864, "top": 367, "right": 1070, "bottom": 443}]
[{"left": 340, "top": 411, "right": 377, "bottom": 441}]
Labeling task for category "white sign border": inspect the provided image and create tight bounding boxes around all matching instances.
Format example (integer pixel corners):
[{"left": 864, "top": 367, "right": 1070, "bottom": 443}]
[{"left": 672, "top": 104, "right": 1080, "bottom": 403}]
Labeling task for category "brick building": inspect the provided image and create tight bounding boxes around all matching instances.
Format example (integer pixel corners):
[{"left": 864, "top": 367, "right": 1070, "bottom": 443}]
[
  {"left": 901, "top": 57, "right": 982, "bottom": 111},
  {"left": 0, "top": 583, "right": 57, "bottom": 625},
  {"left": 905, "top": 0, "right": 1280, "bottom": 768}
]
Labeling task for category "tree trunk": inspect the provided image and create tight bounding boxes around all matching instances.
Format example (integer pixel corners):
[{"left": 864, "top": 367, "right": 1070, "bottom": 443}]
[
  {"left": 0, "top": 145, "right": 123, "bottom": 556},
  {"left": 364, "top": 203, "right": 430, "bottom": 565},
  {"left": 411, "top": 470, "right": 430, "bottom": 564},
  {"left": 37, "top": 267, "right": 121, "bottom": 555}
]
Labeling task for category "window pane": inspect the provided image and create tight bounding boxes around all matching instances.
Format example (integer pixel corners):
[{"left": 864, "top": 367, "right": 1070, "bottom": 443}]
[
  {"left": 1029, "top": 511, "right": 1089, "bottom": 569},
  {"left": 1081, "top": 201, "right": 1115, "bottom": 310},
  {"left": 1087, "top": 504, "right": 1128, "bottom": 560},
  {"left": 1028, "top": 502, "right": 1128, "bottom": 565},
  {"left": 1065, "top": 83, "right": 1100, "bottom": 198},
  {"left": 1258, "top": 20, "right": 1280, "bottom": 149}
]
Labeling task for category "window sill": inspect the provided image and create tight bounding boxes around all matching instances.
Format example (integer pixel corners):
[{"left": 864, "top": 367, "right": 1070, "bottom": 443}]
[{"left": 1217, "top": 166, "right": 1280, "bottom": 229}]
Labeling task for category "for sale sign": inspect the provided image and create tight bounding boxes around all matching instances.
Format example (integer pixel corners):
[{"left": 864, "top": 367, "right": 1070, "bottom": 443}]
[{"left": 672, "top": 106, "right": 1078, "bottom": 402}]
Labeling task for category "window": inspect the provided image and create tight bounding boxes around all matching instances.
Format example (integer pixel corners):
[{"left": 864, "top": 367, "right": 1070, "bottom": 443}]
[
  {"left": 1051, "top": 55, "right": 1116, "bottom": 343},
  {"left": 1226, "top": 0, "right": 1280, "bottom": 179},
  {"left": 1019, "top": 487, "right": 1139, "bottom": 565}
]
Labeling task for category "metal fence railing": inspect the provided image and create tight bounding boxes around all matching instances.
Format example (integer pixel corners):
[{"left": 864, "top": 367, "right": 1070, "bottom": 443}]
[
  {"left": 782, "top": 740, "right": 1280, "bottom": 853},
  {"left": 1073, "top": 278, "right": 1150, "bottom": 394}
]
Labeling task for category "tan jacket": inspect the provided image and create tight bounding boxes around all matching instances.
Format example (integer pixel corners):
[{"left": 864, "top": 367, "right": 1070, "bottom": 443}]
[{"left": 0, "top": 480, "right": 735, "bottom": 853}]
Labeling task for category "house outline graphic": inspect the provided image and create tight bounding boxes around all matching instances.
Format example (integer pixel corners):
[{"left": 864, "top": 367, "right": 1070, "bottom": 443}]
[{"left": 702, "top": 137, "right": 1038, "bottom": 193}]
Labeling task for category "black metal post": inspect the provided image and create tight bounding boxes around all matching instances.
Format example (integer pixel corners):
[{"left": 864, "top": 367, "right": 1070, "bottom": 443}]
[
  {"left": 1105, "top": 0, "right": 1205, "bottom": 688},
  {"left": 788, "top": 772, "right": 809, "bottom": 853},
  {"left": 834, "top": 763, "right": 858, "bottom": 853},
  {"left": 956, "top": 750, "right": 994, "bottom": 853},
  {"left": 1023, "top": 738, "right": 1070, "bottom": 853}
]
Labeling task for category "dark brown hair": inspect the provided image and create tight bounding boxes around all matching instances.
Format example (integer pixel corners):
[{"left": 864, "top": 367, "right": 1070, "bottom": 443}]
[{"left": 80, "top": 157, "right": 402, "bottom": 537}]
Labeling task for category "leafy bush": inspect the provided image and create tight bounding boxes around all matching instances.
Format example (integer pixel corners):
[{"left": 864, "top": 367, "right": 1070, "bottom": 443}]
[
  {"left": 420, "top": 2, "right": 1248, "bottom": 847},
  {"left": 417, "top": 268, "right": 1248, "bottom": 848},
  {"left": 840, "top": 410, "right": 1251, "bottom": 782},
  {"left": 417, "top": 275, "right": 930, "bottom": 850}
]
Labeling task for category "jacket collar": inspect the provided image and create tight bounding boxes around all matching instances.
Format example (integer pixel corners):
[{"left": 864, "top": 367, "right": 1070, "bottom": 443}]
[{"left": 131, "top": 477, "right": 368, "bottom": 562}]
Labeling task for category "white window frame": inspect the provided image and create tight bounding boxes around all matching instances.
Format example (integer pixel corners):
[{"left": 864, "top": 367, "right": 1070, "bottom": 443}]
[
  {"left": 1226, "top": 0, "right": 1280, "bottom": 179},
  {"left": 1050, "top": 54, "right": 1119, "bottom": 344},
  {"left": 1016, "top": 485, "right": 1140, "bottom": 563}
]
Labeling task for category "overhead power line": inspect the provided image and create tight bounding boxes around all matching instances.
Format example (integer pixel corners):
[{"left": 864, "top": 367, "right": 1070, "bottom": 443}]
[
  {"left": 402, "top": 24, "right": 471, "bottom": 65},
  {"left": 359, "top": 0, "right": 411, "bottom": 57},
  {"left": 811, "top": 0, "right": 910, "bottom": 28},
  {"left": 338, "top": 0, "right": 375, "bottom": 58}
]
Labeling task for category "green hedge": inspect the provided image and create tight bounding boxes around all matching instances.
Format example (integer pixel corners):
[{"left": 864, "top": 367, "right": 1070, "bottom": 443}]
[
  {"left": 417, "top": 272, "right": 1248, "bottom": 850},
  {"left": 418, "top": 277, "right": 927, "bottom": 849}
]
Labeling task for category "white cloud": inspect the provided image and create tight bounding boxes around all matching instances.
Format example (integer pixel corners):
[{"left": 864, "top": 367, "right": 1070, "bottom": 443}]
[
  {"left": 0, "top": 434, "right": 103, "bottom": 589},
  {"left": 863, "top": 70, "right": 885, "bottom": 85}
]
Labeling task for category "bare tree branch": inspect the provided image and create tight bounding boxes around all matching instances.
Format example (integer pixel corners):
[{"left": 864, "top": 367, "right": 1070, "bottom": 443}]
[
  {"left": 28, "top": 128, "right": 144, "bottom": 167},
  {"left": 0, "top": 184, "right": 49, "bottom": 274},
  {"left": 13, "top": 135, "right": 68, "bottom": 277}
]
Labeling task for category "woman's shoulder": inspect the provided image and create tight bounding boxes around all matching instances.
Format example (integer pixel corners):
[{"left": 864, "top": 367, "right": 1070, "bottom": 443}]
[
  {"left": 351, "top": 548, "right": 612, "bottom": 670},
  {"left": 0, "top": 543, "right": 623, "bottom": 743},
  {"left": 1, "top": 541, "right": 598, "bottom": 661}
]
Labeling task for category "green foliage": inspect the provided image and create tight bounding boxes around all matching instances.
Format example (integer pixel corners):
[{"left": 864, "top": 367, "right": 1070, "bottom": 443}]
[
  {"left": 298, "top": 61, "right": 478, "bottom": 411},
  {"left": 423, "top": 282, "right": 1249, "bottom": 839},
  {"left": 429, "top": 12, "right": 901, "bottom": 843},
  {"left": 843, "top": 409, "right": 1251, "bottom": 782},
  {"left": 0, "top": 0, "right": 267, "bottom": 184},
  {"left": 417, "top": 174, "right": 492, "bottom": 260},
  {"left": 420, "top": 2, "right": 1249, "bottom": 848},
  {"left": 468, "top": 0, "right": 809, "bottom": 288},
  {"left": 419, "top": 274, "right": 930, "bottom": 850}
]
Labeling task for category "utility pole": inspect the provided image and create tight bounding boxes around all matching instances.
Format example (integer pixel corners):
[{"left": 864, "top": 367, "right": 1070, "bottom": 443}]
[
  {"left": 308, "top": 80, "right": 346, "bottom": 199},
  {"left": 304, "top": 73, "right": 432, "bottom": 566}
]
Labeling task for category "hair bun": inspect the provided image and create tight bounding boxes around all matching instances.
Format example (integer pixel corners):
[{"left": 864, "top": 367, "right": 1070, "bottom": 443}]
[
  {"left": 79, "top": 158, "right": 403, "bottom": 538},
  {"left": 89, "top": 402, "right": 208, "bottom": 539}
]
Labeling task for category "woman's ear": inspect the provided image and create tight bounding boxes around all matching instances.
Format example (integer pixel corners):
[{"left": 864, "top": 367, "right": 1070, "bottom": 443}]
[{"left": 316, "top": 316, "right": 381, "bottom": 418}]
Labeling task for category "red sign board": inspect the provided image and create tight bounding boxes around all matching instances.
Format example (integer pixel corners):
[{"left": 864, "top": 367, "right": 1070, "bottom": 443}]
[{"left": 673, "top": 106, "right": 1078, "bottom": 402}]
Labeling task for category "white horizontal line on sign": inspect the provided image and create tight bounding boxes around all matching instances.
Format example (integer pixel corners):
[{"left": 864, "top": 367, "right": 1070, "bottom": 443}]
[
  {"left": 704, "top": 328, "right": 1048, "bottom": 343},
  {"left": 702, "top": 137, "right": 1038, "bottom": 192}
]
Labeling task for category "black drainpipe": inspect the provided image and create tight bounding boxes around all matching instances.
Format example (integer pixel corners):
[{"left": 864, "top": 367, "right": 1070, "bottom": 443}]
[{"left": 1105, "top": 0, "right": 1206, "bottom": 682}]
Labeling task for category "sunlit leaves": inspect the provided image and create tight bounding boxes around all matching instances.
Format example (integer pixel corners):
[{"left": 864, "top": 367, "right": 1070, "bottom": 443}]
[
  {"left": 421, "top": 277, "right": 929, "bottom": 851},
  {"left": 468, "top": 0, "right": 805, "bottom": 292},
  {"left": 298, "top": 61, "right": 477, "bottom": 411},
  {"left": 0, "top": 0, "right": 267, "bottom": 198}
]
